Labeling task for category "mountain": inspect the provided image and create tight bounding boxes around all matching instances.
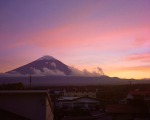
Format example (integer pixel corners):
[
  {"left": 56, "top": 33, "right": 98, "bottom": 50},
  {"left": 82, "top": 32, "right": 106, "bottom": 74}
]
[
  {"left": 3, "top": 55, "right": 150, "bottom": 86},
  {"left": 7, "top": 55, "right": 72, "bottom": 76}
]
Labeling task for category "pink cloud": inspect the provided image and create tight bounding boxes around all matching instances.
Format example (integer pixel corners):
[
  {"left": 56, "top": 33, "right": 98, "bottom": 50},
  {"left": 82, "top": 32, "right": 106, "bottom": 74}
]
[
  {"left": 134, "top": 37, "right": 150, "bottom": 47},
  {"left": 126, "top": 53, "right": 150, "bottom": 62},
  {"left": 2, "top": 1, "right": 150, "bottom": 53},
  {"left": 23, "top": 22, "right": 150, "bottom": 53}
]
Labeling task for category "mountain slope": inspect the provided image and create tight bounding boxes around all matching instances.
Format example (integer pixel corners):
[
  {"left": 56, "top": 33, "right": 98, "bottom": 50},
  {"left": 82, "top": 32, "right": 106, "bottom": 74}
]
[{"left": 7, "top": 56, "right": 72, "bottom": 75}]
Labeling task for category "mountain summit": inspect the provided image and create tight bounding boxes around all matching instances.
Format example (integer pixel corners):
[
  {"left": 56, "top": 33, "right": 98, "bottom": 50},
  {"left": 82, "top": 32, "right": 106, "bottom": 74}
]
[
  {"left": 7, "top": 55, "right": 72, "bottom": 76},
  {"left": 37, "top": 55, "right": 56, "bottom": 61}
]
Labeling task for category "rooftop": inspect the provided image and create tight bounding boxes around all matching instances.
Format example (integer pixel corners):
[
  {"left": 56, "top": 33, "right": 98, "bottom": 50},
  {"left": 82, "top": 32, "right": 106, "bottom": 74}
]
[
  {"left": 0, "top": 90, "right": 49, "bottom": 94},
  {"left": 129, "top": 90, "right": 150, "bottom": 96}
]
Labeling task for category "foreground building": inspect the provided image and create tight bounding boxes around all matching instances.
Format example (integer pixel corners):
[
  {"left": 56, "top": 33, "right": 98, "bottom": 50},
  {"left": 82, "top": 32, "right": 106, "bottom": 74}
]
[{"left": 0, "top": 90, "right": 53, "bottom": 120}]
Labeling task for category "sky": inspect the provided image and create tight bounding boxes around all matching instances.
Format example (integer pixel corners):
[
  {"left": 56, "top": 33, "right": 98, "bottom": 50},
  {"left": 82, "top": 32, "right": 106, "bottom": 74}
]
[{"left": 0, "top": 0, "right": 150, "bottom": 79}]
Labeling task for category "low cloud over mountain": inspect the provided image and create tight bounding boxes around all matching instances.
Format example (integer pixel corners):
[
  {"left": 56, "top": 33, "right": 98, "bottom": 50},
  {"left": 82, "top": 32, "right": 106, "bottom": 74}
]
[{"left": 2, "top": 56, "right": 104, "bottom": 77}]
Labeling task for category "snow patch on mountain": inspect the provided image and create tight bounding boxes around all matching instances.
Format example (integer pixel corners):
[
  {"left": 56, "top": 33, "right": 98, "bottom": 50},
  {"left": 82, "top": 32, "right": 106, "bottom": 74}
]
[{"left": 37, "top": 55, "right": 55, "bottom": 61}]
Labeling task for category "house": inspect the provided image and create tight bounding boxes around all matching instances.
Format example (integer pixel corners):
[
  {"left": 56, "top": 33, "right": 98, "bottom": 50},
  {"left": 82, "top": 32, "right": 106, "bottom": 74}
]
[
  {"left": 106, "top": 89, "right": 150, "bottom": 120},
  {"left": 126, "top": 89, "right": 150, "bottom": 107},
  {"left": 63, "top": 88, "right": 98, "bottom": 98},
  {"left": 106, "top": 104, "right": 148, "bottom": 120},
  {"left": 57, "top": 96, "right": 102, "bottom": 111},
  {"left": 0, "top": 90, "right": 53, "bottom": 120}
]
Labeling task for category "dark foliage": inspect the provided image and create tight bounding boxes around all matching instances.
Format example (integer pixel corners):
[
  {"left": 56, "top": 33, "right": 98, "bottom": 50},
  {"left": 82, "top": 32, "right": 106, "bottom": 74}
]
[{"left": 0, "top": 82, "right": 24, "bottom": 90}]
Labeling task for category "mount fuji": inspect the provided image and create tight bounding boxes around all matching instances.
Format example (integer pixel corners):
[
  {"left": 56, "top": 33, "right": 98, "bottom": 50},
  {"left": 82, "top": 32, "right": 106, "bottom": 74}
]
[
  {"left": 7, "top": 56, "right": 72, "bottom": 76},
  {"left": 3, "top": 55, "right": 150, "bottom": 86}
]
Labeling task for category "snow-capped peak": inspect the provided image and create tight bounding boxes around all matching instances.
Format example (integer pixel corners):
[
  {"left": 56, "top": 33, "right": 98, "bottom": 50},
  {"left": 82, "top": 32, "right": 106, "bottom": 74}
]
[{"left": 37, "top": 55, "right": 55, "bottom": 61}]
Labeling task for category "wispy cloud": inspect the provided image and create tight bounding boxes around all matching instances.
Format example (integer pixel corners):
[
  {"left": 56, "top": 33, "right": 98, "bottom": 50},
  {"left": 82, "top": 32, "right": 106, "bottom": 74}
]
[
  {"left": 134, "top": 37, "right": 150, "bottom": 47},
  {"left": 125, "top": 53, "right": 150, "bottom": 62}
]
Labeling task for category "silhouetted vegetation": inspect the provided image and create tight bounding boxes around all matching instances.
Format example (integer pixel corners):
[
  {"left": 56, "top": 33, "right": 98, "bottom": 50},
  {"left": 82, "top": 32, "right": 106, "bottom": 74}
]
[{"left": 0, "top": 82, "right": 24, "bottom": 90}]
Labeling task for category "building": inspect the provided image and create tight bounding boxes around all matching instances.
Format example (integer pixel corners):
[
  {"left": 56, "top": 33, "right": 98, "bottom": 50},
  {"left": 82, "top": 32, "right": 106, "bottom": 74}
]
[
  {"left": 127, "top": 89, "right": 150, "bottom": 108},
  {"left": 106, "top": 104, "right": 148, "bottom": 120},
  {"left": 106, "top": 89, "right": 150, "bottom": 120},
  {"left": 63, "top": 88, "right": 98, "bottom": 98},
  {"left": 57, "top": 96, "right": 102, "bottom": 111},
  {"left": 0, "top": 90, "right": 53, "bottom": 120}
]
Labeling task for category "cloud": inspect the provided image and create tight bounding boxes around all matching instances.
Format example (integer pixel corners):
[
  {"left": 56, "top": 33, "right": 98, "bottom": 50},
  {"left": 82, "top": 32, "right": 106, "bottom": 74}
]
[
  {"left": 0, "top": 66, "right": 104, "bottom": 77},
  {"left": 31, "top": 67, "right": 66, "bottom": 76},
  {"left": 134, "top": 37, "right": 150, "bottom": 47},
  {"left": 0, "top": 68, "right": 66, "bottom": 77},
  {"left": 31, "top": 68, "right": 44, "bottom": 76},
  {"left": 0, "top": 71, "right": 28, "bottom": 77},
  {"left": 69, "top": 66, "right": 103, "bottom": 77},
  {"left": 125, "top": 53, "right": 150, "bottom": 62},
  {"left": 43, "top": 68, "right": 65, "bottom": 76},
  {"left": 96, "top": 67, "right": 104, "bottom": 75},
  {"left": 21, "top": 21, "right": 150, "bottom": 56}
]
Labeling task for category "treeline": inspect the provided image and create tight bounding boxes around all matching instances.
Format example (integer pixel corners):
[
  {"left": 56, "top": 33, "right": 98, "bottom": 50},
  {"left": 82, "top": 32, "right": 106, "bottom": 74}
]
[{"left": 0, "top": 82, "right": 24, "bottom": 90}]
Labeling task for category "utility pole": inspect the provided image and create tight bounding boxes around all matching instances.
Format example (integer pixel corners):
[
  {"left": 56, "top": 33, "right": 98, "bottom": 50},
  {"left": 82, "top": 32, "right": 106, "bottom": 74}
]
[{"left": 29, "top": 74, "right": 32, "bottom": 89}]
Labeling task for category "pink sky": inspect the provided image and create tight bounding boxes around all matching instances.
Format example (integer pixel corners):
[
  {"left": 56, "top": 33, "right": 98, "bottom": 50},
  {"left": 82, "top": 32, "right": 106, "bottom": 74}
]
[{"left": 0, "top": 0, "right": 150, "bottom": 79}]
